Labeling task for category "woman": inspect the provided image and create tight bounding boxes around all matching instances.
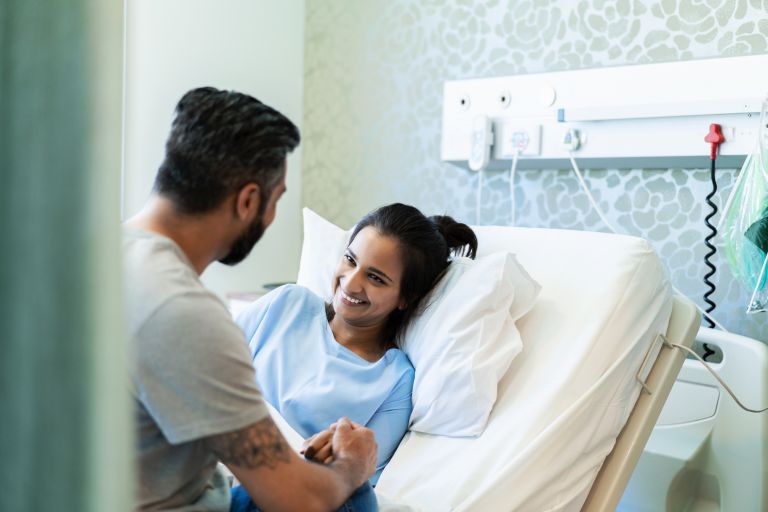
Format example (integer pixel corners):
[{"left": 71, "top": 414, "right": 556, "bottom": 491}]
[{"left": 236, "top": 203, "right": 477, "bottom": 482}]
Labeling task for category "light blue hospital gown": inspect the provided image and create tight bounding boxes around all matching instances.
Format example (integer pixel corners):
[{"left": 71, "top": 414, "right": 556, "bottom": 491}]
[{"left": 236, "top": 284, "right": 415, "bottom": 483}]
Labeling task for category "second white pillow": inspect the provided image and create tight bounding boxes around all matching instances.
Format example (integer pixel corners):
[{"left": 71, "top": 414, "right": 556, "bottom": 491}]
[{"left": 404, "top": 253, "right": 540, "bottom": 436}]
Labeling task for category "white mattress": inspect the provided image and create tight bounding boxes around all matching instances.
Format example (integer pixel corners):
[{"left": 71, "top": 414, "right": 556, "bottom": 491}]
[{"left": 375, "top": 227, "right": 673, "bottom": 512}]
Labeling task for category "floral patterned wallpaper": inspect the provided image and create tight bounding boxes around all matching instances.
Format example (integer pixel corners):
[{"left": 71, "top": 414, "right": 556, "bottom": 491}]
[{"left": 302, "top": 0, "right": 768, "bottom": 340}]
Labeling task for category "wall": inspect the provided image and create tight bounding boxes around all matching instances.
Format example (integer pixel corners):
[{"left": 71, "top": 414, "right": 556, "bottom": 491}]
[
  {"left": 124, "top": 0, "right": 305, "bottom": 298},
  {"left": 302, "top": 0, "right": 768, "bottom": 340}
]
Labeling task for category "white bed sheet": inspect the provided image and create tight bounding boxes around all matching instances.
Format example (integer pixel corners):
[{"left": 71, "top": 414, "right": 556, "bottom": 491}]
[{"left": 374, "top": 227, "right": 672, "bottom": 512}]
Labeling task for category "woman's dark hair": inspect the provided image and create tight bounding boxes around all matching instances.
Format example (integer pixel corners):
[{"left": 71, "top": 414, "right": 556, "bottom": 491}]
[{"left": 339, "top": 203, "right": 477, "bottom": 348}]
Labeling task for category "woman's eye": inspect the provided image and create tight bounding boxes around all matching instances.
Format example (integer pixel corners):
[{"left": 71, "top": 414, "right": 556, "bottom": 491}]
[
  {"left": 344, "top": 254, "right": 355, "bottom": 265},
  {"left": 369, "top": 274, "right": 384, "bottom": 284}
]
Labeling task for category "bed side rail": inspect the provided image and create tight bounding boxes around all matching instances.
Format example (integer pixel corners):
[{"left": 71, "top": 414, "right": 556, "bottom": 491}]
[{"left": 581, "top": 295, "right": 700, "bottom": 512}]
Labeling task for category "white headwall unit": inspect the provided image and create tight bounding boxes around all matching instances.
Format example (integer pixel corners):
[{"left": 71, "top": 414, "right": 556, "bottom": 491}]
[
  {"left": 124, "top": 0, "right": 305, "bottom": 299},
  {"left": 442, "top": 55, "right": 768, "bottom": 170}
]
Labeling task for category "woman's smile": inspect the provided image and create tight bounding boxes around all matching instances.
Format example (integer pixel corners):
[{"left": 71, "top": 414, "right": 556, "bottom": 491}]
[{"left": 338, "top": 288, "right": 368, "bottom": 306}]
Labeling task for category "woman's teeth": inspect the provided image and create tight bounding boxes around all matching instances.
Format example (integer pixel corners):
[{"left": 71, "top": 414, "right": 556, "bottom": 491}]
[{"left": 341, "top": 289, "right": 366, "bottom": 304}]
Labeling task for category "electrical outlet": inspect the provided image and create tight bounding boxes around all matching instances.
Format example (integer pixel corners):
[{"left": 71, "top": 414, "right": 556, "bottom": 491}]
[{"left": 498, "top": 123, "right": 541, "bottom": 157}]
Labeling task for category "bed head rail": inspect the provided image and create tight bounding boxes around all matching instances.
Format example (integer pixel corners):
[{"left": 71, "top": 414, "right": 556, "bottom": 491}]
[{"left": 581, "top": 295, "right": 700, "bottom": 511}]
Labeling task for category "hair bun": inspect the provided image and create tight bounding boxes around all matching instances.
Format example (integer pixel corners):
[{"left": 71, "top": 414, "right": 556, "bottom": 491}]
[{"left": 430, "top": 215, "right": 478, "bottom": 259}]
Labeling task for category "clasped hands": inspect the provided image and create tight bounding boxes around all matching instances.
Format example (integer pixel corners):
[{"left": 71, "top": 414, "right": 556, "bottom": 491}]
[{"left": 300, "top": 417, "right": 377, "bottom": 477}]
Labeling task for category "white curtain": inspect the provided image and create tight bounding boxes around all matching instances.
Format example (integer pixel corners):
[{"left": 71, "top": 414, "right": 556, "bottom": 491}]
[{"left": 0, "top": 1, "right": 132, "bottom": 510}]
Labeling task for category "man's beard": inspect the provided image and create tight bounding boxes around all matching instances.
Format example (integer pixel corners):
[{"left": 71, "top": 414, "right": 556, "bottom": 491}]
[{"left": 218, "top": 215, "right": 266, "bottom": 266}]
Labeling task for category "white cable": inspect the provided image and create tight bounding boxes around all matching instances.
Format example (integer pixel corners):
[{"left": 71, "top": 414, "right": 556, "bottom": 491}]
[
  {"left": 476, "top": 169, "right": 484, "bottom": 225},
  {"left": 665, "top": 341, "right": 768, "bottom": 413},
  {"left": 567, "top": 151, "right": 729, "bottom": 332},
  {"left": 567, "top": 153, "right": 618, "bottom": 233},
  {"left": 509, "top": 150, "right": 519, "bottom": 226}
]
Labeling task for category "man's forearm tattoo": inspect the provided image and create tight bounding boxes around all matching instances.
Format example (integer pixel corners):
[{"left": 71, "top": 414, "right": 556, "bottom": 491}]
[{"left": 207, "top": 417, "right": 292, "bottom": 469}]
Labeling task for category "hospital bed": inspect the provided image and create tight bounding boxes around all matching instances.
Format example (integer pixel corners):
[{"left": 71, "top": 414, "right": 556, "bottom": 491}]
[{"left": 277, "top": 225, "right": 700, "bottom": 511}]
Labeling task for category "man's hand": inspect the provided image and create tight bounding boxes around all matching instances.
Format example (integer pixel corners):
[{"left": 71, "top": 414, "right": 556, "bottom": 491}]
[{"left": 328, "top": 418, "right": 377, "bottom": 488}]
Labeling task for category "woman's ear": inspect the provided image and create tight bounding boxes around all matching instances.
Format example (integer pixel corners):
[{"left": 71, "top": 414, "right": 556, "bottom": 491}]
[{"left": 398, "top": 300, "right": 408, "bottom": 310}]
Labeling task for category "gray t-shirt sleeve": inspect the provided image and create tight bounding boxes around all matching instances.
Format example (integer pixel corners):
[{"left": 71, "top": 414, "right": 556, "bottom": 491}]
[{"left": 134, "top": 291, "right": 270, "bottom": 444}]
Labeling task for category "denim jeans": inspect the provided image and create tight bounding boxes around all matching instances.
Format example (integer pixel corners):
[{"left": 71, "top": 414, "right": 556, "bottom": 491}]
[{"left": 230, "top": 483, "right": 378, "bottom": 512}]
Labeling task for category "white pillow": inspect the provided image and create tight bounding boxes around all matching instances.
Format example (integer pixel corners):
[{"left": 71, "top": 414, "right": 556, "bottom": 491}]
[
  {"left": 296, "top": 208, "right": 541, "bottom": 436},
  {"left": 404, "top": 252, "right": 540, "bottom": 436},
  {"left": 296, "top": 208, "right": 351, "bottom": 301}
]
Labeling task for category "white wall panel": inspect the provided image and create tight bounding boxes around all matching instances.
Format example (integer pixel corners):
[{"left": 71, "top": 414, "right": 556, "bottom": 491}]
[{"left": 124, "top": 0, "right": 305, "bottom": 298}]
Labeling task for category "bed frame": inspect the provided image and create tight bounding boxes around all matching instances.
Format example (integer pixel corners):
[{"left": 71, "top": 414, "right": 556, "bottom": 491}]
[{"left": 581, "top": 295, "right": 700, "bottom": 511}]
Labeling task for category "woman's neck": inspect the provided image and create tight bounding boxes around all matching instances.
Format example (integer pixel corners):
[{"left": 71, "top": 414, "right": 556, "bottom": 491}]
[{"left": 329, "top": 316, "right": 388, "bottom": 362}]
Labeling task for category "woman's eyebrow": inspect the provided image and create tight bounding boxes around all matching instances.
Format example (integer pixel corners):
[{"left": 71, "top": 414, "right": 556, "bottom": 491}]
[
  {"left": 347, "top": 249, "right": 394, "bottom": 283},
  {"left": 368, "top": 266, "right": 393, "bottom": 283}
]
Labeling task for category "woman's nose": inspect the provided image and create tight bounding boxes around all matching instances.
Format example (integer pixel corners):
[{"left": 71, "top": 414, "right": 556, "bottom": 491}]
[{"left": 344, "top": 268, "right": 365, "bottom": 292}]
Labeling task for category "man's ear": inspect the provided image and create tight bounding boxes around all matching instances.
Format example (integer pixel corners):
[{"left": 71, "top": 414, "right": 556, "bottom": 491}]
[{"left": 235, "top": 183, "right": 261, "bottom": 221}]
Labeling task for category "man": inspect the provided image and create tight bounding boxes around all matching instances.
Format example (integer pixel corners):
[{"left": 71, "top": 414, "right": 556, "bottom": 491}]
[{"left": 124, "top": 87, "right": 378, "bottom": 511}]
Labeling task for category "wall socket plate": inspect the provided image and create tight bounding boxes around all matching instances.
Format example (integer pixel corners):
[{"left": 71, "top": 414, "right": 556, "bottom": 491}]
[{"left": 497, "top": 123, "right": 541, "bottom": 157}]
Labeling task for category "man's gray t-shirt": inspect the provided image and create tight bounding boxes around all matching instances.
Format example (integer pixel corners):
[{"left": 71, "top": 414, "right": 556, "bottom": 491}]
[{"left": 124, "top": 229, "right": 269, "bottom": 511}]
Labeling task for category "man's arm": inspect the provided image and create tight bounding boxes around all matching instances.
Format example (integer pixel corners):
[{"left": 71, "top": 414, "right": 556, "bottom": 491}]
[{"left": 206, "top": 416, "right": 376, "bottom": 512}]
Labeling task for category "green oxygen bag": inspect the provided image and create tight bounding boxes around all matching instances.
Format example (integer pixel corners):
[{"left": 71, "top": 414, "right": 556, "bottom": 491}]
[{"left": 719, "top": 98, "right": 768, "bottom": 314}]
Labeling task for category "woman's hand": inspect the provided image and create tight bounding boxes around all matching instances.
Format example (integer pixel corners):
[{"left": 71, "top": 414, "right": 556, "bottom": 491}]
[{"left": 301, "top": 423, "right": 337, "bottom": 464}]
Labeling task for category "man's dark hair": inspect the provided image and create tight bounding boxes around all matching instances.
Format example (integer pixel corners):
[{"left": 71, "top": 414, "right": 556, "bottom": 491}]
[{"left": 154, "top": 87, "right": 300, "bottom": 214}]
